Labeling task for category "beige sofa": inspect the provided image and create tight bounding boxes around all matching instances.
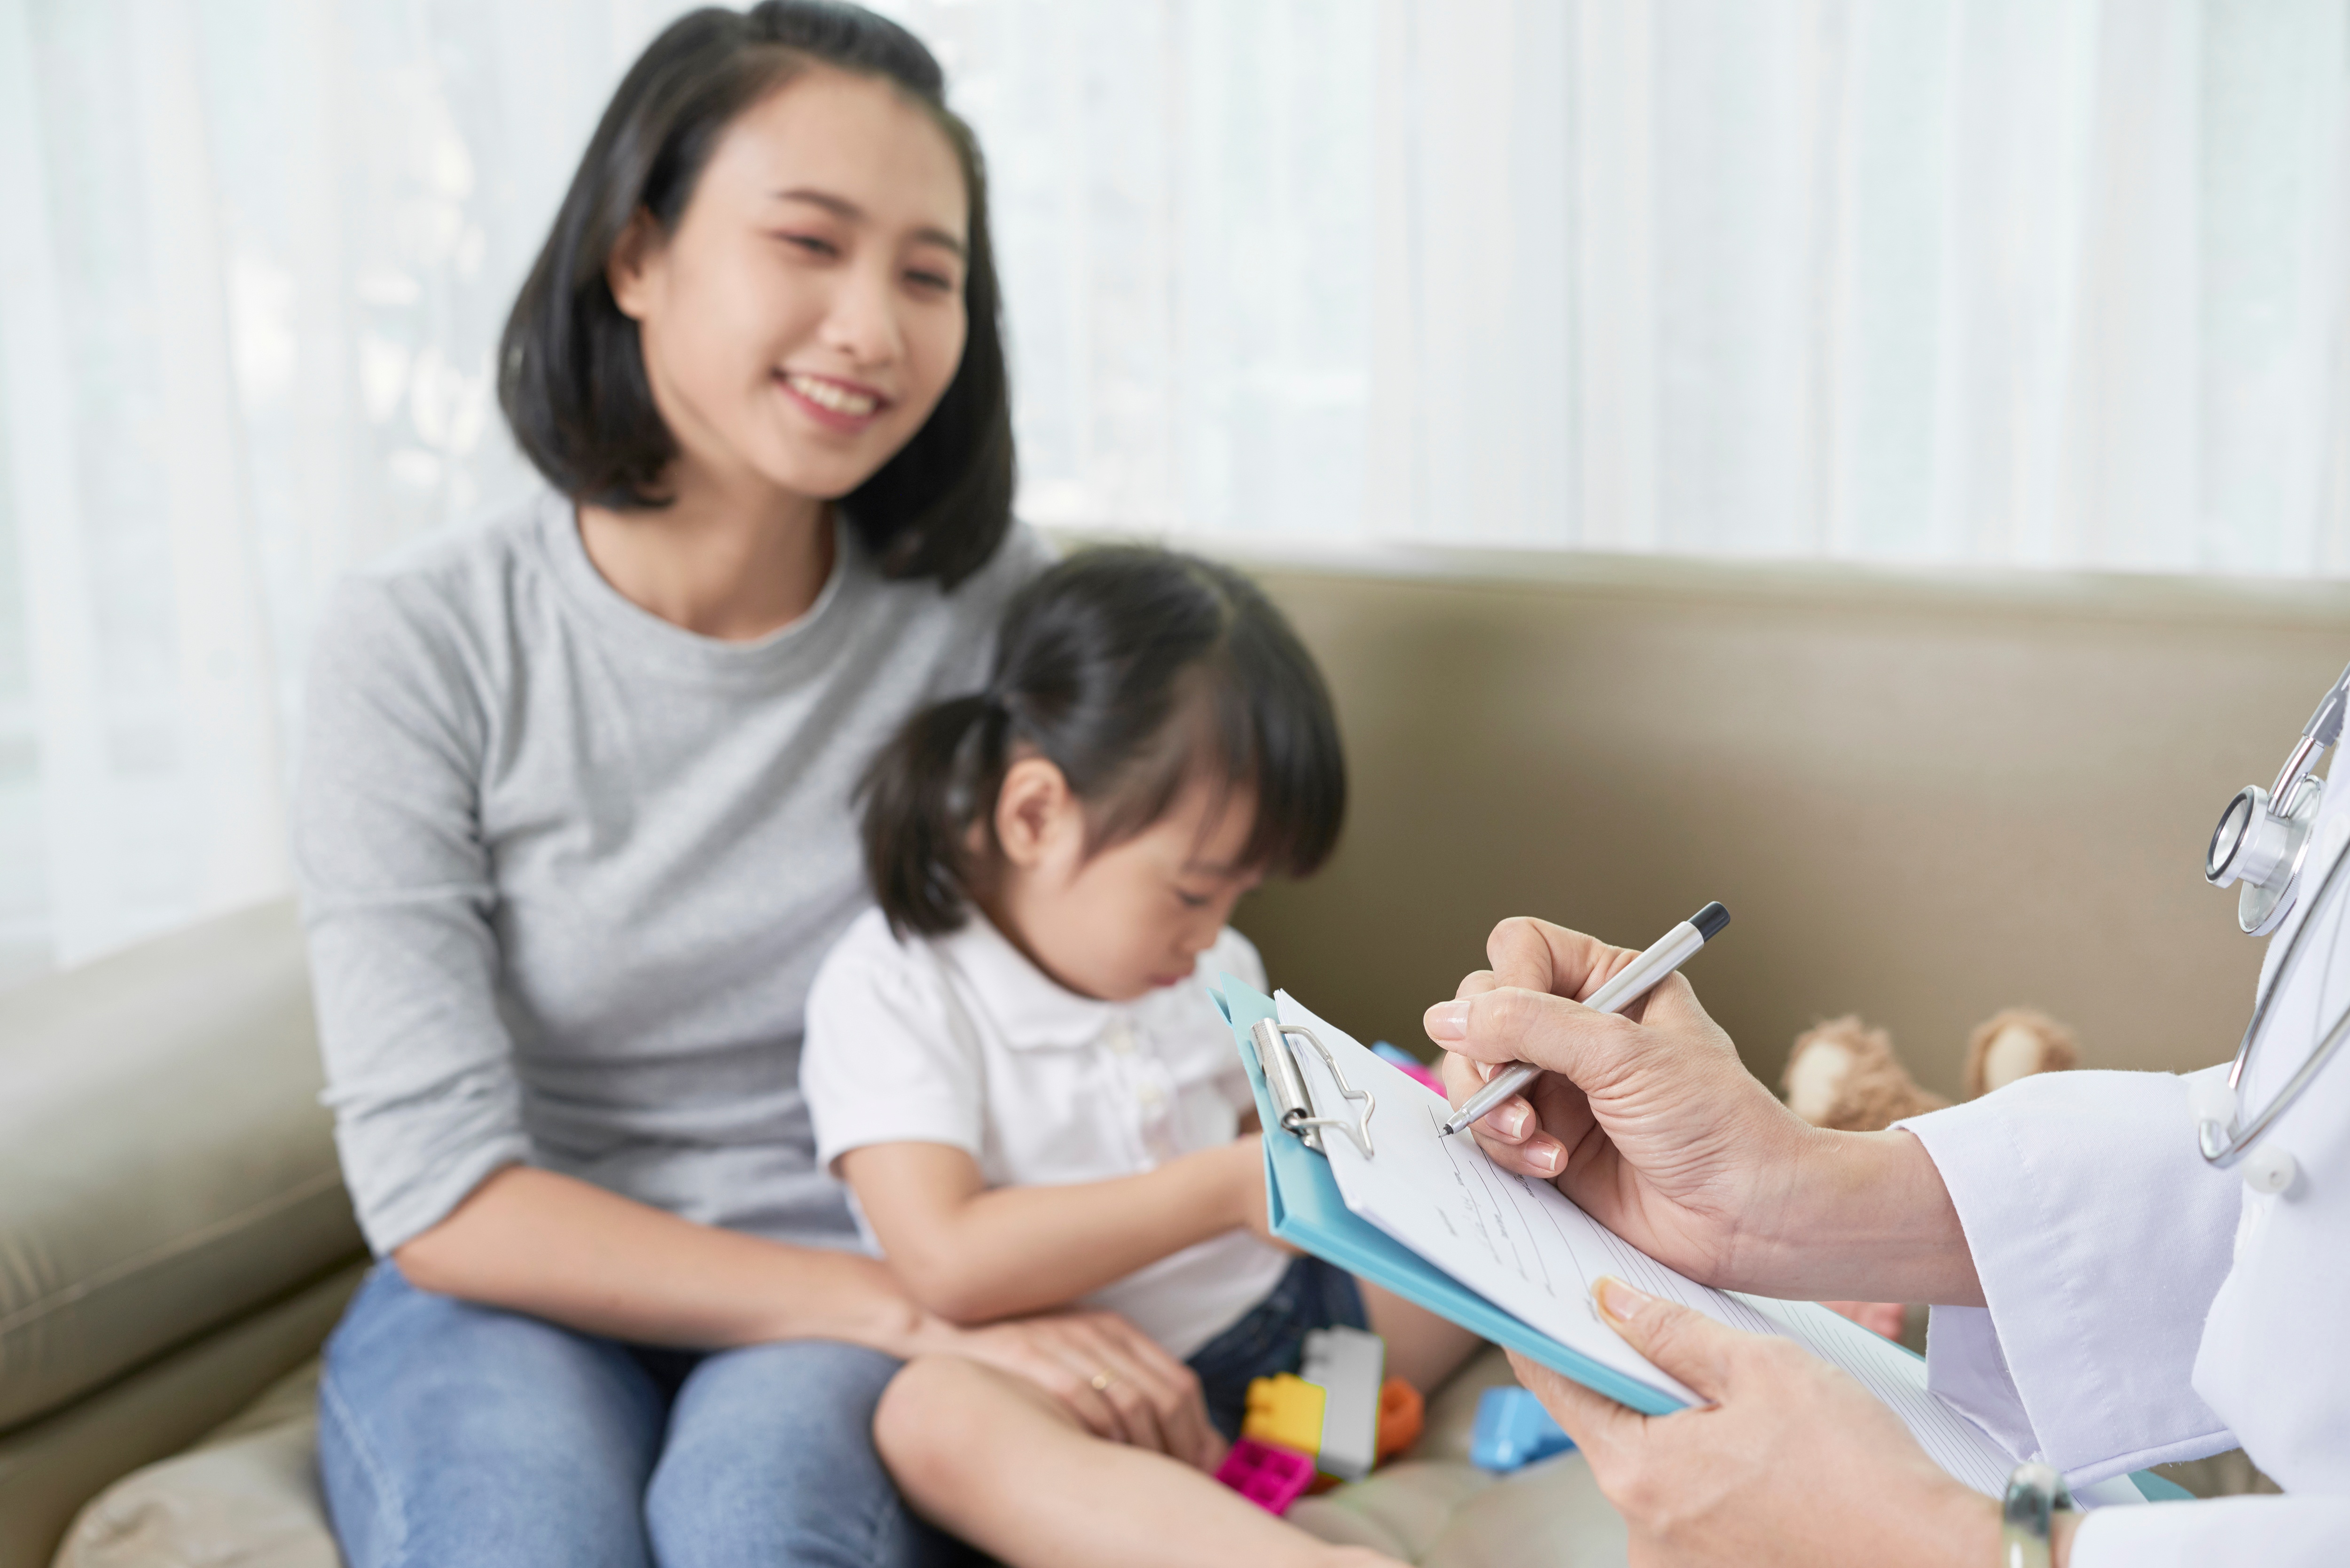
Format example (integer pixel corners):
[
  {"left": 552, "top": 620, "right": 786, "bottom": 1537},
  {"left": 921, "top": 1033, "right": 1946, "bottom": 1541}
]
[{"left": 8, "top": 546, "right": 2346, "bottom": 1566}]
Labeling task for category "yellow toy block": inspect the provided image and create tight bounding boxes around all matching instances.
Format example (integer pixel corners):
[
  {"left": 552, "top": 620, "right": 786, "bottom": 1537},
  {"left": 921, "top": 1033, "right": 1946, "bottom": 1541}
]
[{"left": 1240, "top": 1373, "right": 1326, "bottom": 1457}]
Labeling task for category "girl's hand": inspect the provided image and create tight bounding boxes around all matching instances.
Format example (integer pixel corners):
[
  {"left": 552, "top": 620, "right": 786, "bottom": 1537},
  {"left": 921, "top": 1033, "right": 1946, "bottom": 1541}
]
[
  {"left": 945, "top": 1309, "right": 1226, "bottom": 1472},
  {"left": 1520, "top": 1278, "right": 2012, "bottom": 1568},
  {"left": 1221, "top": 1133, "right": 1287, "bottom": 1250}
]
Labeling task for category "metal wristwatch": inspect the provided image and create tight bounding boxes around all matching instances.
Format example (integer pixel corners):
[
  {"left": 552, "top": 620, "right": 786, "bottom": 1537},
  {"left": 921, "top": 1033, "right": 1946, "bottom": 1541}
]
[{"left": 2000, "top": 1462, "right": 2074, "bottom": 1568}]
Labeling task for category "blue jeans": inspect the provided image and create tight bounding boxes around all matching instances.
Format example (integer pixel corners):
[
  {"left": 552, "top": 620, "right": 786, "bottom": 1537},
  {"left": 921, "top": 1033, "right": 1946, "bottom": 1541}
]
[
  {"left": 1184, "top": 1256, "right": 1368, "bottom": 1441},
  {"left": 318, "top": 1263, "right": 962, "bottom": 1568}
]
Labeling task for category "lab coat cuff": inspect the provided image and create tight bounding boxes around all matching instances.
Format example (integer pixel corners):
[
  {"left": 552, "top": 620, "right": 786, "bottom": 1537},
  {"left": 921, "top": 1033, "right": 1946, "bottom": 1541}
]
[{"left": 1898, "top": 1070, "right": 2239, "bottom": 1482}]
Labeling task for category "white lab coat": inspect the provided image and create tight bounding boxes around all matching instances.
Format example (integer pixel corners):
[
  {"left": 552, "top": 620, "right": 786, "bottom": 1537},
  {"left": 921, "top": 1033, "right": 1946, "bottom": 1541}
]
[{"left": 1899, "top": 771, "right": 2350, "bottom": 1563}]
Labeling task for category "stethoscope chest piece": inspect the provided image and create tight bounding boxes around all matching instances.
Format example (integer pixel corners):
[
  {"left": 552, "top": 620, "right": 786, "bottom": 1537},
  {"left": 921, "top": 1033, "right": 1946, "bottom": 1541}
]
[{"left": 2208, "top": 777, "right": 2323, "bottom": 936}]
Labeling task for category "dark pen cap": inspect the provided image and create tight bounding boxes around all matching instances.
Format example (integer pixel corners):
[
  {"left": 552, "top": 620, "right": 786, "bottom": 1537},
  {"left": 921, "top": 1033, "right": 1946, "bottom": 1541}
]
[{"left": 1690, "top": 902, "right": 1731, "bottom": 941}]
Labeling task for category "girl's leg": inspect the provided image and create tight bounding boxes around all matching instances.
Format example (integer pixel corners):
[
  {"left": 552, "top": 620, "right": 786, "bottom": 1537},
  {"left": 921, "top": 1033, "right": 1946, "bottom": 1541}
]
[
  {"left": 873, "top": 1355, "right": 1402, "bottom": 1568},
  {"left": 1361, "top": 1281, "right": 1485, "bottom": 1395},
  {"left": 645, "top": 1338, "right": 965, "bottom": 1568},
  {"left": 317, "top": 1263, "right": 664, "bottom": 1568}
]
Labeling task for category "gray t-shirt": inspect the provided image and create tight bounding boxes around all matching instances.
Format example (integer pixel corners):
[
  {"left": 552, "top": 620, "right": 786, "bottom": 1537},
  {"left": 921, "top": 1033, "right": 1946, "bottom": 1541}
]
[{"left": 295, "top": 489, "right": 1048, "bottom": 1255}]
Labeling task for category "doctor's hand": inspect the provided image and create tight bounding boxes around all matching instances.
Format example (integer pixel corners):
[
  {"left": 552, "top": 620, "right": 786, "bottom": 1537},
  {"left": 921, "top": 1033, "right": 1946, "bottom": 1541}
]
[
  {"left": 1429, "top": 917, "right": 1979, "bottom": 1304},
  {"left": 1517, "top": 1278, "right": 2037, "bottom": 1568}
]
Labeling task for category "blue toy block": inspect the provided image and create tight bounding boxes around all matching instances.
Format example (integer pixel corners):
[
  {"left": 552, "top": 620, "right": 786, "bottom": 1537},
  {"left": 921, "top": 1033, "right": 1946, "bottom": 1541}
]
[{"left": 1470, "top": 1386, "right": 1577, "bottom": 1472}]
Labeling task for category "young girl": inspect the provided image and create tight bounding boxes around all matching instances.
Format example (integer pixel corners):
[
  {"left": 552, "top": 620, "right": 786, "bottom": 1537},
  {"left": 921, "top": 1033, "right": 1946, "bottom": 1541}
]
[{"left": 801, "top": 547, "right": 1481, "bottom": 1568}]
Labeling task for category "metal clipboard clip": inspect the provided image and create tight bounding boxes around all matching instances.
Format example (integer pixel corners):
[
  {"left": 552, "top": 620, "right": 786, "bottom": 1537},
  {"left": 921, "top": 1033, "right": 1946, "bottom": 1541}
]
[{"left": 1248, "top": 1017, "right": 1376, "bottom": 1158}]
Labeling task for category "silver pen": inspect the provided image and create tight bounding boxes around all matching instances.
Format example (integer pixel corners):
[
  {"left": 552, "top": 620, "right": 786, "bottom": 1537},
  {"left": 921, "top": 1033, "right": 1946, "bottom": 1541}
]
[{"left": 1438, "top": 902, "right": 1731, "bottom": 1137}]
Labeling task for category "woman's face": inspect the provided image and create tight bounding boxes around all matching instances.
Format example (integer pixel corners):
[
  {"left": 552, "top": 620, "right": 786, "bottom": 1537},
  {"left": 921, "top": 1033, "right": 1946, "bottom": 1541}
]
[{"left": 609, "top": 68, "right": 971, "bottom": 502}]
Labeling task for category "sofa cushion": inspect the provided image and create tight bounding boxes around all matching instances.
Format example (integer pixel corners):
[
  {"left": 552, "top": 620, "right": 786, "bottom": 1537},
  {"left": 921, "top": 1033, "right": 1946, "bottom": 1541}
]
[
  {"left": 1, "top": 1266, "right": 358, "bottom": 1568},
  {"left": 53, "top": 1361, "right": 337, "bottom": 1568},
  {"left": 0, "top": 902, "right": 364, "bottom": 1434}
]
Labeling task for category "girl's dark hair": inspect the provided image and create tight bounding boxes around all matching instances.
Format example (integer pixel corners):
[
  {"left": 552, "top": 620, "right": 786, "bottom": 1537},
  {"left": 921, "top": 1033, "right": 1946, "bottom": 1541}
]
[
  {"left": 863, "top": 548, "right": 1347, "bottom": 936},
  {"left": 498, "top": 1, "right": 1013, "bottom": 586}
]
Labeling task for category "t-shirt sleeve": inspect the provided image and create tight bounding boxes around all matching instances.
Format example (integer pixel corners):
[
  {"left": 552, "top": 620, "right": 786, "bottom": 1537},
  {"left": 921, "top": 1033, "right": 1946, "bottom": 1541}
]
[
  {"left": 294, "top": 573, "right": 530, "bottom": 1256},
  {"left": 801, "top": 917, "right": 988, "bottom": 1171}
]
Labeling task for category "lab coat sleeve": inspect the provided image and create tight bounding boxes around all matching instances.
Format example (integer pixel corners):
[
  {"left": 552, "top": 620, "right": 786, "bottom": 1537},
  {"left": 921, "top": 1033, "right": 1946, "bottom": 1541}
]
[
  {"left": 2071, "top": 1492, "right": 2350, "bottom": 1567},
  {"left": 1895, "top": 1067, "right": 2244, "bottom": 1485}
]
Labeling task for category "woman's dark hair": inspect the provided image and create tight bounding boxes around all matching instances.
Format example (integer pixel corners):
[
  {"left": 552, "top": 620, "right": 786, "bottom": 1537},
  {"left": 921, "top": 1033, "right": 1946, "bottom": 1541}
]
[
  {"left": 863, "top": 547, "right": 1347, "bottom": 936},
  {"left": 498, "top": 1, "right": 1013, "bottom": 586}
]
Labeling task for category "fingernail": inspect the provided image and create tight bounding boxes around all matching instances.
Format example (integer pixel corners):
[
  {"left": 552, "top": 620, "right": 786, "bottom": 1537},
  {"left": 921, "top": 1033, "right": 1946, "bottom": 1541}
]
[
  {"left": 1426, "top": 1000, "right": 1471, "bottom": 1042},
  {"left": 1528, "top": 1139, "right": 1561, "bottom": 1174},
  {"left": 1496, "top": 1104, "right": 1532, "bottom": 1139},
  {"left": 1594, "top": 1276, "right": 1652, "bottom": 1326}
]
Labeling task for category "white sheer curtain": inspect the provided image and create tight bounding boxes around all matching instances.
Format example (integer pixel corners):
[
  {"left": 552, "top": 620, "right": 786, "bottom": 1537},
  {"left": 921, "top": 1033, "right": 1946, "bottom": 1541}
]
[
  {"left": 1365, "top": 0, "right": 2350, "bottom": 569},
  {"left": 0, "top": 0, "right": 684, "bottom": 978},
  {"left": 2, "top": 0, "right": 2347, "bottom": 981}
]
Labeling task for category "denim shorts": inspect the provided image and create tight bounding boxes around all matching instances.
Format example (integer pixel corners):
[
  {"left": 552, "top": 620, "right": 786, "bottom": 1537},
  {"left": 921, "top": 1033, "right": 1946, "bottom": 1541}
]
[{"left": 1184, "top": 1255, "right": 1367, "bottom": 1441}]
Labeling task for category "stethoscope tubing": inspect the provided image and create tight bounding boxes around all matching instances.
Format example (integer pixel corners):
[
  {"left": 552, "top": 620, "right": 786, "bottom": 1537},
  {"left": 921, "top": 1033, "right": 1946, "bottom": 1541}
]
[{"left": 2207, "top": 824, "right": 2350, "bottom": 1168}]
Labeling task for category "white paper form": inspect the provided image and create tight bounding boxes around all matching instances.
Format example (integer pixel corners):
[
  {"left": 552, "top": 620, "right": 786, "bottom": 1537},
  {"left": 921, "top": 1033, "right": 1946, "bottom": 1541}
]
[{"left": 1275, "top": 991, "right": 2020, "bottom": 1497}]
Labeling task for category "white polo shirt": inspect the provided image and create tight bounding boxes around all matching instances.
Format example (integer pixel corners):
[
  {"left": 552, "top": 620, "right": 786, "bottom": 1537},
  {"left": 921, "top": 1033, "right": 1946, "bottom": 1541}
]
[{"left": 800, "top": 905, "right": 1291, "bottom": 1358}]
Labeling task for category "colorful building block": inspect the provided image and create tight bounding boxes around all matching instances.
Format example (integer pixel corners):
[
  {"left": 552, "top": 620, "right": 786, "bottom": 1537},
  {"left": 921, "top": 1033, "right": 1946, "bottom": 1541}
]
[
  {"left": 1215, "top": 1437, "right": 1316, "bottom": 1514},
  {"left": 1374, "top": 1376, "right": 1425, "bottom": 1463},
  {"left": 1300, "top": 1326, "right": 1385, "bottom": 1481},
  {"left": 1241, "top": 1373, "right": 1327, "bottom": 1459},
  {"left": 1469, "top": 1385, "right": 1577, "bottom": 1472}
]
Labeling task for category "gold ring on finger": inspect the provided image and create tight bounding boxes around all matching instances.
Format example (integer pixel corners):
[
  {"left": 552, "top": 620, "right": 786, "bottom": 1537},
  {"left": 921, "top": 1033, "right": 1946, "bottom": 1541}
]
[{"left": 1089, "top": 1370, "right": 1118, "bottom": 1392}]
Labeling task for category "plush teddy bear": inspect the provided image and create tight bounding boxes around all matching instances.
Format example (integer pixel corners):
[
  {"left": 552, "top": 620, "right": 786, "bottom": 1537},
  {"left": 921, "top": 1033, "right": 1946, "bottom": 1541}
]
[
  {"left": 1780, "top": 1015, "right": 1950, "bottom": 1132},
  {"left": 1780, "top": 1006, "right": 2079, "bottom": 1341},
  {"left": 1780, "top": 1007, "right": 2079, "bottom": 1131},
  {"left": 1961, "top": 1007, "right": 2079, "bottom": 1100}
]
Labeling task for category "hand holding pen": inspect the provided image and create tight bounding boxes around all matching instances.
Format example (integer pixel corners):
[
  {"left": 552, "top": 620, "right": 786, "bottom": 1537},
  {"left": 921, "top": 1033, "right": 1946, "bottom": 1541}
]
[{"left": 1439, "top": 904, "right": 1731, "bottom": 1136}]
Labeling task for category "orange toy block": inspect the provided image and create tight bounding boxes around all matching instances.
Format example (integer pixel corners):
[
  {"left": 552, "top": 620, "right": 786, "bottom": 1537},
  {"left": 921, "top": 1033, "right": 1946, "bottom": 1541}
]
[{"left": 1373, "top": 1377, "right": 1425, "bottom": 1464}]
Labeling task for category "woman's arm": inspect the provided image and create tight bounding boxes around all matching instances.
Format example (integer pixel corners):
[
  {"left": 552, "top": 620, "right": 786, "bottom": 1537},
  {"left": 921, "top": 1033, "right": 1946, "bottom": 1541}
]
[
  {"left": 836, "top": 1138, "right": 1264, "bottom": 1323},
  {"left": 397, "top": 1162, "right": 1225, "bottom": 1466},
  {"left": 393, "top": 1164, "right": 941, "bottom": 1352}
]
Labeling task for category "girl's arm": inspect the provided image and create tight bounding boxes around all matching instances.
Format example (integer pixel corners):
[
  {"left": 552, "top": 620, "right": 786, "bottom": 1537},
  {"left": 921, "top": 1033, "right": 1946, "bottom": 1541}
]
[{"left": 836, "top": 1137, "right": 1267, "bottom": 1323}]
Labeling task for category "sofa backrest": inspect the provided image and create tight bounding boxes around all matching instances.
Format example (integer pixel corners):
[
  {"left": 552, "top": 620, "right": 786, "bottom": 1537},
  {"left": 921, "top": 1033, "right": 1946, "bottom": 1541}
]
[{"left": 1231, "top": 547, "right": 2350, "bottom": 1098}]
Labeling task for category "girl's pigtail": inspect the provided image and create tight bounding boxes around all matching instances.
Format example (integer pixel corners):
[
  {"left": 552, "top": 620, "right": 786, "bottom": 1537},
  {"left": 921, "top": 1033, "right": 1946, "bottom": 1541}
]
[{"left": 859, "top": 693, "right": 1002, "bottom": 936}]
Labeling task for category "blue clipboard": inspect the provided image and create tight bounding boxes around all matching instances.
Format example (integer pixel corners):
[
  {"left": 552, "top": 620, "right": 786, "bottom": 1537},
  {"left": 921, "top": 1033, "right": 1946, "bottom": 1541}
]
[
  {"left": 1214, "top": 973, "right": 1684, "bottom": 1417},
  {"left": 1214, "top": 974, "right": 2196, "bottom": 1504}
]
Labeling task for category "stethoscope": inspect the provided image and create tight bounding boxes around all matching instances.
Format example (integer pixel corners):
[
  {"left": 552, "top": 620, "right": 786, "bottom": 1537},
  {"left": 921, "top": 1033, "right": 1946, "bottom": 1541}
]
[{"left": 2199, "top": 659, "right": 2350, "bottom": 1192}]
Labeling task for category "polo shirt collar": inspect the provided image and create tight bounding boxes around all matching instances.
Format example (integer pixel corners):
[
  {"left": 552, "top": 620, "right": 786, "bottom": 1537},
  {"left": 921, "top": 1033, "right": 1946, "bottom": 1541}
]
[{"left": 936, "top": 912, "right": 1125, "bottom": 1051}]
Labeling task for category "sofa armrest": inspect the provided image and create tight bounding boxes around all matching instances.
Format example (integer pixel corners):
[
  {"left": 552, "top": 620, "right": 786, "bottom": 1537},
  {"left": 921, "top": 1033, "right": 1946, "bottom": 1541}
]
[{"left": 0, "top": 900, "right": 364, "bottom": 1435}]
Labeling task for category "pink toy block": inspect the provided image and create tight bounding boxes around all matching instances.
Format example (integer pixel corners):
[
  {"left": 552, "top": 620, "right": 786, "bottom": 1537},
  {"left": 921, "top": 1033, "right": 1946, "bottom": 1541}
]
[{"left": 1215, "top": 1436, "right": 1315, "bottom": 1514}]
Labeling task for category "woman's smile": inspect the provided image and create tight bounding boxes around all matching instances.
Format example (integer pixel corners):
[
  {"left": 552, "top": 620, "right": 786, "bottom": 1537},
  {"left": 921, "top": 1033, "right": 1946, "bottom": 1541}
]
[{"left": 778, "top": 367, "right": 893, "bottom": 432}]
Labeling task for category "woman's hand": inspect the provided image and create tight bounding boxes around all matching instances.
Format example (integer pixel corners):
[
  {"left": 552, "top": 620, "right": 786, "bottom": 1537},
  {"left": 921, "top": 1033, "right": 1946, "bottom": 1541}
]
[
  {"left": 1429, "top": 917, "right": 1979, "bottom": 1304},
  {"left": 940, "top": 1309, "right": 1226, "bottom": 1472},
  {"left": 1519, "top": 1278, "right": 2015, "bottom": 1568}
]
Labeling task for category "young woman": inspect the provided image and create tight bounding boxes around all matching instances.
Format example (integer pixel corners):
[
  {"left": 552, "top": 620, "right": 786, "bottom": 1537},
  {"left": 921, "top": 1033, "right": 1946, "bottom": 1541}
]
[
  {"left": 297, "top": 7, "right": 1195, "bottom": 1564},
  {"left": 800, "top": 549, "right": 1481, "bottom": 1567}
]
